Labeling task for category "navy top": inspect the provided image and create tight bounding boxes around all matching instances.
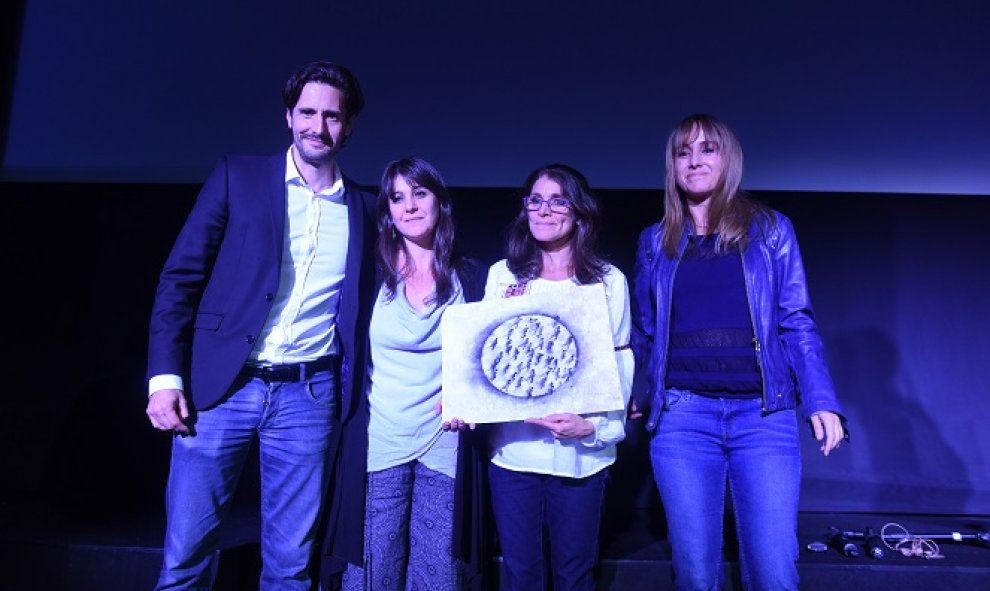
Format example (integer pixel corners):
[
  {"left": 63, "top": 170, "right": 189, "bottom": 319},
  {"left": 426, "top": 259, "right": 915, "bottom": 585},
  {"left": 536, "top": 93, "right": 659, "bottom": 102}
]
[{"left": 666, "top": 234, "right": 761, "bottom": 397}]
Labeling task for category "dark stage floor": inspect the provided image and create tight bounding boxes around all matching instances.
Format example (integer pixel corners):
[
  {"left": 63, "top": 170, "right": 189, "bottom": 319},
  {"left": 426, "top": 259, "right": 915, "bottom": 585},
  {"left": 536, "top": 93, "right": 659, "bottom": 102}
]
[
  {"left": 597, "top": 509, "right": 990, "bottom": 590},
  {"left": 2, "top": 495, "right": 988, "bottom": 591}
]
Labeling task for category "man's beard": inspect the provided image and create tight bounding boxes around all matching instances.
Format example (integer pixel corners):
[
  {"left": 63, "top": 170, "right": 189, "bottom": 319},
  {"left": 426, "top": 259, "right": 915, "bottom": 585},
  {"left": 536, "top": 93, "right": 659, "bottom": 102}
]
[{"left": 297, "top": 133, "right": 338, "bottom": 166}]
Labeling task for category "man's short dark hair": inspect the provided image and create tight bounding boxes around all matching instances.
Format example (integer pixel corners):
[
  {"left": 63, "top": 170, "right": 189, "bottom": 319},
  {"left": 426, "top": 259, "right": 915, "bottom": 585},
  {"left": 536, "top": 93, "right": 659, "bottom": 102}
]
[{"left": 283, "top": 61, "right": 364, "bottom": 121}]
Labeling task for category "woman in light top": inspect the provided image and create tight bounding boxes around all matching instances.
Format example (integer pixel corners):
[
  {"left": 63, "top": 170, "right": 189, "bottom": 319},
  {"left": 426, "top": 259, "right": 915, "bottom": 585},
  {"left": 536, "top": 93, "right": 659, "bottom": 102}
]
[
  {"left": 483, "top": 163, "right": 633, "bottom": 591},
  {"left": 343, "top": 156, "right": 486, "bottom": 591}
]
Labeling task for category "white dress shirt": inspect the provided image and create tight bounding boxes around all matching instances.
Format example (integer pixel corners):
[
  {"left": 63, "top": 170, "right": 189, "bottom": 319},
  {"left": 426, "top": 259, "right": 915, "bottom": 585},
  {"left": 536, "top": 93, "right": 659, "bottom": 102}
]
[
  {"left": 248, "top": 148, "right": 349, "bottom": 364},
  {"left": 148, "top": 148, "right": 350, "bottom": 395}
]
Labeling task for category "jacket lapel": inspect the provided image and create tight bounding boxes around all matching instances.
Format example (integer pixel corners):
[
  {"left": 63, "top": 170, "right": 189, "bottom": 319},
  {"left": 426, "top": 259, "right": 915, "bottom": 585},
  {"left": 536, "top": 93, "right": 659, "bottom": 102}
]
[
  {"left": 268, "top": 153, "right": 287, "bottom": 264},
  {"left": 339, "top": 179, "right": 366, "bottom": 357}
]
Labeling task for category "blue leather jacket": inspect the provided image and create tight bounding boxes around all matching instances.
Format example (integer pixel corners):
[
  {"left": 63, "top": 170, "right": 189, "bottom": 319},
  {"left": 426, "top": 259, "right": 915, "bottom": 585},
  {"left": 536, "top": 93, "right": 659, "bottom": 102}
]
[{"left": 631, "top": 211, "right": 843, "bottom": 431}]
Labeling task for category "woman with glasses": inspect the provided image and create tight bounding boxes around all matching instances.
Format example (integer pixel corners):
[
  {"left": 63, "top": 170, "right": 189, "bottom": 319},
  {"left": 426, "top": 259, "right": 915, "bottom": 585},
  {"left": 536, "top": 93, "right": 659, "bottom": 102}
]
[
  {"left": 482, "top": 163, "right": 633, "bottom": 591},
  {"left": 631, "top": 114, "right": 846, "bottom": 590},
  {"left": 340, "top": 156, "right": 487, "bottom": 591}
]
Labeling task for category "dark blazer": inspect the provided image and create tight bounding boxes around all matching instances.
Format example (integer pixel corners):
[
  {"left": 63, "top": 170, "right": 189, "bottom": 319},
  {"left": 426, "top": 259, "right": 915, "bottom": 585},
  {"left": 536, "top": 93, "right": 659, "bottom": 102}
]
[{"left": 147, "top": 153, "right": 377, "bottom": 419}]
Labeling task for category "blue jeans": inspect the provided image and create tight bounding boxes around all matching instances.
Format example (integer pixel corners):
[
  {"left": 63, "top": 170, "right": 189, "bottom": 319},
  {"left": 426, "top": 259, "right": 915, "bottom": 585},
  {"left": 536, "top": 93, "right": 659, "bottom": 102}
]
[
  {"left": 650, "top": 390, "right": 800, "bottom": 591},
  {"left": 488, "top": 464, "right": 607, "bottom": 591},
  {"left": 155, "top": 370, "right": 337, "bottom": 591},
  {"left": 342, "top": 461, "right": 459, "bottom": 591}
]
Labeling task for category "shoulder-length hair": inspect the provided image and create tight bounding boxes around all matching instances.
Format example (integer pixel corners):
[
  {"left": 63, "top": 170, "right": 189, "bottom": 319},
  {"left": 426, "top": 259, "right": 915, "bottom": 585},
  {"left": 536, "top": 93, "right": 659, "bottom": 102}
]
[
  {"left": 506, "top": 163, "right": 609, "bottom": 285},
  {"left": 661, "top": 113, "right": 769, "bottom": 257},
  {"left": 376, "top": 156, "right": 459, "bottom": 305}
]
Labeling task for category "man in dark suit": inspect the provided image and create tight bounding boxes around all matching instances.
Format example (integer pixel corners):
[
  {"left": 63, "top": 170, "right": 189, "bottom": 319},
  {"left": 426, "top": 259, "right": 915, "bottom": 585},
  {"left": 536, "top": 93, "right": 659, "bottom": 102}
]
[{"left": 145, "top": 61, "right": 376, "bottom": 590}]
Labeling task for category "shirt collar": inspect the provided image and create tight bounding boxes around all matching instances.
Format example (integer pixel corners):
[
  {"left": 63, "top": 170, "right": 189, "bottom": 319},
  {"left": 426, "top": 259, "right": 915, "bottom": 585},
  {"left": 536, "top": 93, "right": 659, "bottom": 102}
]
[{"left": 284, "top": 147, "right": 346, "bottom": 202}]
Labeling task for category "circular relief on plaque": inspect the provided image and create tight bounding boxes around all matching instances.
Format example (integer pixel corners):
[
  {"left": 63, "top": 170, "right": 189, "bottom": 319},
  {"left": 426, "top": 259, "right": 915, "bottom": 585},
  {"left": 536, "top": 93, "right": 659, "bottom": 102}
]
[{"left": 480, "top": 314, "right": 577, "bottom": 398}]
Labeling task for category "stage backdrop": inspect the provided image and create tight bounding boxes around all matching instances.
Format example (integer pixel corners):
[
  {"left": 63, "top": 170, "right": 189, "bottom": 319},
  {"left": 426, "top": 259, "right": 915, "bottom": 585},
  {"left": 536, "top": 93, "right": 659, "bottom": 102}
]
[
  {"left": 2, "top": 0, "right": 987, "bottom": 522},
  {"left": 3, "top": 0, "right": 990, "bottom": 194}
]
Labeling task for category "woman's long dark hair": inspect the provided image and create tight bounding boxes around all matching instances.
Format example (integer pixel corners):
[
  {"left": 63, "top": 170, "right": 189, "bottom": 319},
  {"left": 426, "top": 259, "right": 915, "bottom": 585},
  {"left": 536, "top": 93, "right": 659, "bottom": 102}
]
[
  {"left": 506, "top": 163, "right": 608, "bottom": 285},
  {"left": 376, "top": 156, "right": 460, "bottom": 305}
]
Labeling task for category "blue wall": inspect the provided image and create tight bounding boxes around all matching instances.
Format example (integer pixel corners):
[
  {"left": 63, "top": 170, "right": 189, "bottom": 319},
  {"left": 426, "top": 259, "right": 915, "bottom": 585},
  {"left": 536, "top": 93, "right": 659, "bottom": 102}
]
[{"left": 4, "top": 0, "right": 990, "bottom": 193}]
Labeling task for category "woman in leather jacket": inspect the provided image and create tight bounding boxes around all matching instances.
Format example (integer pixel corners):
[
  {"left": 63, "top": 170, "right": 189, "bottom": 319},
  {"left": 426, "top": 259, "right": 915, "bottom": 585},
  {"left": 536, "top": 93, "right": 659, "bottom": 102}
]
[{"left": 631, "top": 114, "right": 846, "bottom": 591}]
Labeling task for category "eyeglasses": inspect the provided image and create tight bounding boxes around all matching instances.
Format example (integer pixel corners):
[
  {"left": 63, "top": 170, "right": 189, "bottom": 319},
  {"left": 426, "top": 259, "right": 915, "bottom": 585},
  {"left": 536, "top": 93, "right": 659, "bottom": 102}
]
[{"left": 522, "top": 195, "right": 573, "bottom": 214}]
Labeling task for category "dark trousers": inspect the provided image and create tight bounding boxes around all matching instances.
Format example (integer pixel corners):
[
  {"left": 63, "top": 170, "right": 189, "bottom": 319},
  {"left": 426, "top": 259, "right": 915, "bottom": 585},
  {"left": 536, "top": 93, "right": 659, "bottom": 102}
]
[{"left": 489, "top": 463, "right": 608, "bottom": 591}]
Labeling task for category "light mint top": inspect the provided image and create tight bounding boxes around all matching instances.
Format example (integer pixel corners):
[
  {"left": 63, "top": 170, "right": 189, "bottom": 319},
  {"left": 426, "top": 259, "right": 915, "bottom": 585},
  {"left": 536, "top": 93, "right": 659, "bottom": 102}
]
[{"left": 366, "top": 279, "right": 464, "bottom": 477}]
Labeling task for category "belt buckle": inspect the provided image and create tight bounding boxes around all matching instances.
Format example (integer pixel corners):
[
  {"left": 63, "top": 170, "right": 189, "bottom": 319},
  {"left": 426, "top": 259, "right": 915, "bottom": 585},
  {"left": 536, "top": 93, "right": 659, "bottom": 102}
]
[
  {"left": 257, "top": 364, "right": 293, "bottom": 382},
  {"left": 254, "top": 365, "right": 274, "bottom": 382},
  {"left": 252, "top": 359, "right": 324, "bottom": 382}
]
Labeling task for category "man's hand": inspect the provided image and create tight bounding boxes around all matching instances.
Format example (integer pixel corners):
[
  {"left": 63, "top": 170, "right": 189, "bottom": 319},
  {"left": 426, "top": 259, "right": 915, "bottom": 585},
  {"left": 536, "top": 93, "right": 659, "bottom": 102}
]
[
  {"left": 809, "top": 411, "right": 844, "bottom": 456},
  {"left": 525, "top": 413, "right": 594, "bottom": 439},
  {"left": 147, "top": 389, "right": 191, "bottom": 434}
]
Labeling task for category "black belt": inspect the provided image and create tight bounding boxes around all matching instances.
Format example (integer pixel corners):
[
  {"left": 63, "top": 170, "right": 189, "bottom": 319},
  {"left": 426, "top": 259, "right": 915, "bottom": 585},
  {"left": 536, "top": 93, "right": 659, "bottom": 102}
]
[{"left": 242, "top": 355, "right": 336, "bottom": 382}]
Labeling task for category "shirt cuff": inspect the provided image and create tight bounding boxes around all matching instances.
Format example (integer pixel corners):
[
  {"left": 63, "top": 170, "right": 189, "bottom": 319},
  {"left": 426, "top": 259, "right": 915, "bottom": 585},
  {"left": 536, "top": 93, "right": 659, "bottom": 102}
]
[
  {"left": 149, "top": 374, "right": 184, "bottom": 398},
  {"left": 579, "top": 416, "right": 606, "bottom": 447}
]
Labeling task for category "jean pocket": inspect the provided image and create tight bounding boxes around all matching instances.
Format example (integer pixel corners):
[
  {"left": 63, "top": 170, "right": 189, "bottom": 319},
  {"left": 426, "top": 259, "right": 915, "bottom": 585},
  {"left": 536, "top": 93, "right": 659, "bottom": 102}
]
[{"left": 306, "top": 371, "right": 336, "bottom": 406}]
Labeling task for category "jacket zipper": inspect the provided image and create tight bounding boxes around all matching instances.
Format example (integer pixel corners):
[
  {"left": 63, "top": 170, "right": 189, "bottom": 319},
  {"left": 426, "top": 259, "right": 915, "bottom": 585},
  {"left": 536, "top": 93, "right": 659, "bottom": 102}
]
[
  {"left": 661, "top": 255, "right": 681, "bottom": 405},
  {"left": 649, "top": 237, "right": 680, "bottom": 430},
  {"left": 740, "top": 251, "right": 768, "bottom": 411}
]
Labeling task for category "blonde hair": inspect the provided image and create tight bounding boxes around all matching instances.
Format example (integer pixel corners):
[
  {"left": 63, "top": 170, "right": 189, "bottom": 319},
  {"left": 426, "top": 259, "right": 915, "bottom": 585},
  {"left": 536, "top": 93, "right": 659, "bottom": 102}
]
[{"left": 661, "top": 114, "right": 767, "bottom": 257}]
